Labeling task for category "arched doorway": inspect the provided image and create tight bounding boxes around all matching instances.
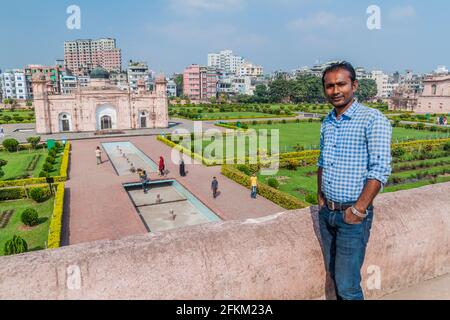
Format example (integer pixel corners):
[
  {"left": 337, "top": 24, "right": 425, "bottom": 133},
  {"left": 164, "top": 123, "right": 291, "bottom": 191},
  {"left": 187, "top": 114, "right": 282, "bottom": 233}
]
[
  {"left": 139, "top": 111, "right": 148, "bottom": 128},
  {"left": 96, "top": 104, "right": 117, "bottom": 130},
  {"left": 58, "top": 113, "right": 72, "bottom": 132},
  {"left": 101, "top": 115, "right": 112, "bottom": 129}
]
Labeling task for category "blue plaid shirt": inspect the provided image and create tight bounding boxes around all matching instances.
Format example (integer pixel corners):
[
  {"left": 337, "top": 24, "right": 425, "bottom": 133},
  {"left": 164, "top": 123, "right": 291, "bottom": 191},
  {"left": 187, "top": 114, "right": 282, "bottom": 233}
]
[{"left": 318, "top": 101, "right": 392, "bottom": 203}]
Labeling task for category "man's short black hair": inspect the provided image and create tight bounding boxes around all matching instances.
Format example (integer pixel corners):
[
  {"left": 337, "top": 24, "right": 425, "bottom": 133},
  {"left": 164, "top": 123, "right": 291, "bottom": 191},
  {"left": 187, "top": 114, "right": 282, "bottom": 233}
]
[{"left": 322, "top": 61, "right": 357, "bottom": 87}]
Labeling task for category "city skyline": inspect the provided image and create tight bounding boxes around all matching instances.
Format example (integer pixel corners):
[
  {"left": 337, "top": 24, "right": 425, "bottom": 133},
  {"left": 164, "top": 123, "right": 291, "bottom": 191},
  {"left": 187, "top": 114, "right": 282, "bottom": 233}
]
[{"left": 1, "top": 0, "right": 449, "bottom": 74}]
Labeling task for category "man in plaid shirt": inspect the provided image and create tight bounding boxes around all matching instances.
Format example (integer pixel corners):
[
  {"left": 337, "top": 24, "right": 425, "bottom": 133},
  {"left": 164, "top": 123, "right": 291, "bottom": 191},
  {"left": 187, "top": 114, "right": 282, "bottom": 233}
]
[{"left": 317, "top": 61, "right": 392, "bottom": 300}]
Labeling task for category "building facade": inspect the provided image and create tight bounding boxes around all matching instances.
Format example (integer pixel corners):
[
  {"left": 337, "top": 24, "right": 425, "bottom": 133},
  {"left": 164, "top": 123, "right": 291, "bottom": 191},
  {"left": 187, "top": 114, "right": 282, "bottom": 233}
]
[
  {"left": 207, "top": 50, "right": 245, "bottom": 74},
  {"left": 127, "top": 60, "right": 150, "bottom": 92},
  {"left": 166, "top": 79, "right": 177, "bottom": 97},
  {"left": 415, "top": 75, "right": 450, "bottom": 113},
  {"left": 183, "top": 64, "right": 218, "bottom": 102},
  {"left": 25, "top": 65, "right": 64, "bottom": 97},
  {"left": 64, "top": 38, "right": 122, "bottom": 76},
  {"left": 237, "top": 62, "right": 263, "bottom": 77},
  {"left": 32, "top": 71, "right": 168, "bottom": 134},
  {"left": 0, "top": 70, "right": 29, "bottom": 100}
]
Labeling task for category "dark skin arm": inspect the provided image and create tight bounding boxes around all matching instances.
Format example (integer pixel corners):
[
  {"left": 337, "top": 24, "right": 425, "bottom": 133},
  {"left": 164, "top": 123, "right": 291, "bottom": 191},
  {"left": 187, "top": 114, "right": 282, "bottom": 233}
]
[{"left": 317, "top": 167, "right": 325, "bottom": 208}]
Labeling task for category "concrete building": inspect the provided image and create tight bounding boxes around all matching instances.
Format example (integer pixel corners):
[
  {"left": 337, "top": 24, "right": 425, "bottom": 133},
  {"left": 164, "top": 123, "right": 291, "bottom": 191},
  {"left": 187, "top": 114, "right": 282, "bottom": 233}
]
[
  {"left": 415, "top": 75, "right": 450, "bottom": 113},
  {"left": 166, "top": 79, "right": 177, "bottom": 97},
  {"left": 183, "top": 64, "right": 218, "bottom": 102},
  {"left": 25, "top": 65, "right": 64, "bottom": 97},
  {"left": 355, "top": 67, "right": 371, "bottom": 80},
  {"left": 127, "top": 60, "right": 151, "bottom": 92},
  {"left": 32, "top": 68, "right": 168, "bottom": 134},
  {"left": 0, "top": 69, "right": 29, "bottom": 100},
  {"left": 237, "top": 62, "right": 263, "bottom": 77},
  {"left": 371, "top": 70, "right": 396, "bottom": 98},
  {"left": 64, "top": 38, "right": 122, "bottom": 76},
  {"left": 207, "top": 50, "right": 245, "bottom": 74},
  {"left": 60, "top": 75, "right": 78, "bottom": 95}
]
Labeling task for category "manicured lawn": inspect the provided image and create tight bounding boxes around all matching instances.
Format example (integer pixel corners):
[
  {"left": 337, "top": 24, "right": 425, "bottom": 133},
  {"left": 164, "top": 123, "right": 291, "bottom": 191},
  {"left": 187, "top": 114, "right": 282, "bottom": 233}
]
[
  {"left": 0, "top": 148, "right": 63, "bottom": 180},
  {"left": 246, "top": 122, "right": 450, "bottom": 151},
  {"left": 0, "top": 110, "right": 35, "bottom": 124},
  {"left": 0, "top": 197, "right": 54, "bottom": 255},
  {"left": 257, "top": 166, "right": 317, "bottom": 203}
]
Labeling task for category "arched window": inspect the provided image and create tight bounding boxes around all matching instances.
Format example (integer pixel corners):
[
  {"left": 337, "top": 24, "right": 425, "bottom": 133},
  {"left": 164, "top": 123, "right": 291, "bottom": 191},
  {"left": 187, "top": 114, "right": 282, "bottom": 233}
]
[{"left": 432, "top": 84, "right": 437, "bottom": 95}]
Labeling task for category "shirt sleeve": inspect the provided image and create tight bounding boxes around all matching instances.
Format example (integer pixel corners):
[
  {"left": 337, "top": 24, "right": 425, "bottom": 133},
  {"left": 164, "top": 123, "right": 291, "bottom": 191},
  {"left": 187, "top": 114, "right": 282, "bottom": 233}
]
[
  {"left": 317, "top": 124, "right": 325, "bottom": 168},
  {"left": 366, "top": 113, "right": 392, "bottom": 186}
]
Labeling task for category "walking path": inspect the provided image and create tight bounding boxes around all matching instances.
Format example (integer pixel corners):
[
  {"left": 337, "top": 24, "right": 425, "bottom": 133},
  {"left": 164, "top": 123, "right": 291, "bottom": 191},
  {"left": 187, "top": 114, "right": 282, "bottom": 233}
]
[{"left": 63, "top": 135, "right": 283, "bottom": 245}]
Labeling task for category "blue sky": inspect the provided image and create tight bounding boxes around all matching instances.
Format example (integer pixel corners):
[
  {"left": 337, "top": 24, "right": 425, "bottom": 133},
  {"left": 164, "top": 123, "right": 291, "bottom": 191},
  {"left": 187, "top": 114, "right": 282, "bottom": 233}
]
[{"left": 0, "top": 0, "right": 448, "bottom": 74}]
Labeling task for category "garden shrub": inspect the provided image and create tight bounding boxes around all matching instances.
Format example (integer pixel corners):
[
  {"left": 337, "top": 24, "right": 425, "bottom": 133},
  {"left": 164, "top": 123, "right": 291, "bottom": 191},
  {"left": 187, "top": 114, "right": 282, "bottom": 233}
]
[
  {"left": 46, "top": 156, "right": 55, "bottom": 165},
  {"left": 4, "top": 235, "right": 28, "bottom": 256},
  {"left": 42, "top": 163, "right": 53, "bottom": 172},
  {"left": 237, "top": 164, "right": 251, "bottom": 176},
  {"left": 305, "top": 193, "right": 318, "bottom": 205},
  {"left": 2, "top": 138, "right": 19, "bottom": 152},
  {"left": 267, "top": 178, "right": 279, "bottom": 189},
  {"left": 26, "top": 136, "right": 41, "bottom": 149},
  {"left": 21, "top": 208, "right": 39, "bottom": 226},
  {"left": 443, "top": 142, "right": 450, "bottom": 151},
  {"left": 29, "top": 187, "right": 49, "bottom": 203},
  {"left": 0, "top": 187, "right": 26, "bottom": 201},
  {"left": 286, "top": 159, "right": 298, "bottom": 170},
  {"left": 391, "top": 146, "right": 406, "bottom": 157},
  {"left": 39, "top": 171, "right": 50, "bottom": 178}
]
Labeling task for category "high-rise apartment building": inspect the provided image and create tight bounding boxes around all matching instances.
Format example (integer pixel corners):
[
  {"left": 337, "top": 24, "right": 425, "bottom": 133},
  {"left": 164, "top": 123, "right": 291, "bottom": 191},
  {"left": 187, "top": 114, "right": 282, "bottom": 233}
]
[
  {"left": 64, "top": 38, "right": 122, "bottom": 76},
  {"left": 127, "top": 60, "right": 150, "bottom": 91},
  {"left": 0, "top": 69, "right": 29, "bottom": 100},
  {"left": 183, "top": 64, "right": 218, "bottom": 102},
  {"left": 207, "top": 50, "right": 245, "bottom": 74}
]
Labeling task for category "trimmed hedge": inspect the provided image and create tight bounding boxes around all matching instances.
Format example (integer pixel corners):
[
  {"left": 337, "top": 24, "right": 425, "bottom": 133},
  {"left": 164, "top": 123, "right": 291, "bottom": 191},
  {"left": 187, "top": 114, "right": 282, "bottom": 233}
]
[
  {"left": 0, "top": 187, "right": 26, "bottom": 201},
  {"left": 221, "top": 165, "right": 308, "bottom": 210},
  {"left": 47, "top": 183, "right": 65, "bottom": 249},
  {"left": 0, "top": 142, "right": 71, "bottom": 188}
]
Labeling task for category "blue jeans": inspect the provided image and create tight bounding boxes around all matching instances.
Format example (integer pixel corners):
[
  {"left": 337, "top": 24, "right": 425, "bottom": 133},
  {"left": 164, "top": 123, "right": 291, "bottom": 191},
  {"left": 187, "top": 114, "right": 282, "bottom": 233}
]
[
  {"left": 251, "top": 186, "right": 257, "bottom": 198},
  {"left": 318, "top": 204, "right": 374, "bottom": 300}
]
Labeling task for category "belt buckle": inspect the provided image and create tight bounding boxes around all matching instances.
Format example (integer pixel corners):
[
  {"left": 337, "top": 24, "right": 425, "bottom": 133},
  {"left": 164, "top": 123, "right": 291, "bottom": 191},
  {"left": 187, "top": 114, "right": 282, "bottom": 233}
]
[{"left": 328, "top": 200, "right": 335, "bottom": 211}]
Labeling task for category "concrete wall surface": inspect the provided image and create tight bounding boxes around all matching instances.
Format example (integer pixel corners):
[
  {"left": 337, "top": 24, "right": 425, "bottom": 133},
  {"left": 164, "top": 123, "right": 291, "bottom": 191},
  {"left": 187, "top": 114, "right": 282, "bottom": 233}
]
[{"left": 0, "top": 182, "right": 449, "bottom": 300}]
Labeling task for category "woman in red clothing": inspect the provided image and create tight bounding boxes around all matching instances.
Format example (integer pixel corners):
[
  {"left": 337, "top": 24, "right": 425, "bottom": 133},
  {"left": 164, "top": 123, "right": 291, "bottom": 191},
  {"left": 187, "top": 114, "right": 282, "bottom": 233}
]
[{"left": 159, "top": 156, "right": 165, "bottom": 176}]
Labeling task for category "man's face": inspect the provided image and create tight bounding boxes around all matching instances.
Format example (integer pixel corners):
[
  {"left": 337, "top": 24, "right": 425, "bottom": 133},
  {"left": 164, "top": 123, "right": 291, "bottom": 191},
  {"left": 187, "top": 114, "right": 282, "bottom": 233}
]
[{"left": 323, "top": 69, "right": 358, "bottom": 109}]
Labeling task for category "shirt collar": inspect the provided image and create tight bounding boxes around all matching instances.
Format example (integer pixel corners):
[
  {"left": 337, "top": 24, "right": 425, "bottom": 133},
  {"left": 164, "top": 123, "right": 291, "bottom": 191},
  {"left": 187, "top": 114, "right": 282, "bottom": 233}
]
[{"left": 330, "top": 100, "right": 360, "bottom": 121}]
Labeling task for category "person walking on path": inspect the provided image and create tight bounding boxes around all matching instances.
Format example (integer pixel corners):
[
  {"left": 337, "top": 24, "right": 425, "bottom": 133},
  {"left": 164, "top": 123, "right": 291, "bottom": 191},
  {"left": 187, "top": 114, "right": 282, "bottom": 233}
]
[
  {"left": 95, "top": 146, "right": 102, "bottom": 165},
  {"left": 317, "top": 61, "right": 392, "bottom": 300},
  {"left": 159, "top": 156, "right": 165, "bottom": 176},
  {"left": 179, "top": 158, "right": 186, "bottom": 176},
  {"left": 250, "top": 173, "right": 258, "bottom": 199},
  {"left": 139, "top": 169, "right": 149, "bottom": 193},
  {"left": 211, "top": 177, "right": 219, "bottom": 199}
]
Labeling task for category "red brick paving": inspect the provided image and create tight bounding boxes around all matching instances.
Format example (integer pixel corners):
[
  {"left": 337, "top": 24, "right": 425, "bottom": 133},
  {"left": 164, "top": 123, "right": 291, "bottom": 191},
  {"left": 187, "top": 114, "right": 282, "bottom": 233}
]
[{"left": 63, "top": 136, "right": 283, "bottom": 245}]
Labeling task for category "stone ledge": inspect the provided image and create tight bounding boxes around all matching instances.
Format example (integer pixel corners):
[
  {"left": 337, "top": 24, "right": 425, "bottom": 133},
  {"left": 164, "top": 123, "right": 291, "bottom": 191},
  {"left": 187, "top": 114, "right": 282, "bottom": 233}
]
[{"left": 0, "top": 182, "right": 449, "bottom": 299}]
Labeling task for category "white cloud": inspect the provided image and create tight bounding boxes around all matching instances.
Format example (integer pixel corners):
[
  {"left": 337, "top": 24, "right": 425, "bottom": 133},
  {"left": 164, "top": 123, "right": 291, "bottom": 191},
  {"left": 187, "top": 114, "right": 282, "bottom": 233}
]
[
  {"left": 389, "top": 5, "right": 416, "bottom": 20},
  {"left": 169, "top": 0, "right": 246, "bottom": 14},
  {"left": 288, "top": 11, "right": 352, "bottom": 31}
]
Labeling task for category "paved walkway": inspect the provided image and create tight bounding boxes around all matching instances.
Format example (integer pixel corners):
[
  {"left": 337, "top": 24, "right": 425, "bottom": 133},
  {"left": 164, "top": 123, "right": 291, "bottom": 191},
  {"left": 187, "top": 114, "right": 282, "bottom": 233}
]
[{"left": 63, "top": 135, "right": 283, "bottom": 245}]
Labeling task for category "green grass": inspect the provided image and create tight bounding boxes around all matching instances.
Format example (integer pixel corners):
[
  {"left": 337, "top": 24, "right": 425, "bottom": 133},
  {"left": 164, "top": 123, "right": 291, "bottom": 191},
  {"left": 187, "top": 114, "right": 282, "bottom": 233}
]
[
  {"left": 0, "top": 197, "right": 54, "bottom": 256},
  {"left": 0, "top": 110, "right": 35, "bottom": 124},
  {"left": 257, "top": 166, "right": 317, "bottom": 203},
  {"left": 390, "top": 164, "right": 450, "bottom": 179},
  {"left": 198, "top": 122, "right": 450, "bottom": 156},
  {"left": 0, "top": 148, "right": 63, "bottom": 180}
]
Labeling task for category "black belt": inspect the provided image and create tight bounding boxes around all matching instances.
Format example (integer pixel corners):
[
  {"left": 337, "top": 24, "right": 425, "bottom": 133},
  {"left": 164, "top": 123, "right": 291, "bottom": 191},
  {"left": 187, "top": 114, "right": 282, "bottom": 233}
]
[{"left": 325, "top": 198, "right": 354, "bottom": 211}]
